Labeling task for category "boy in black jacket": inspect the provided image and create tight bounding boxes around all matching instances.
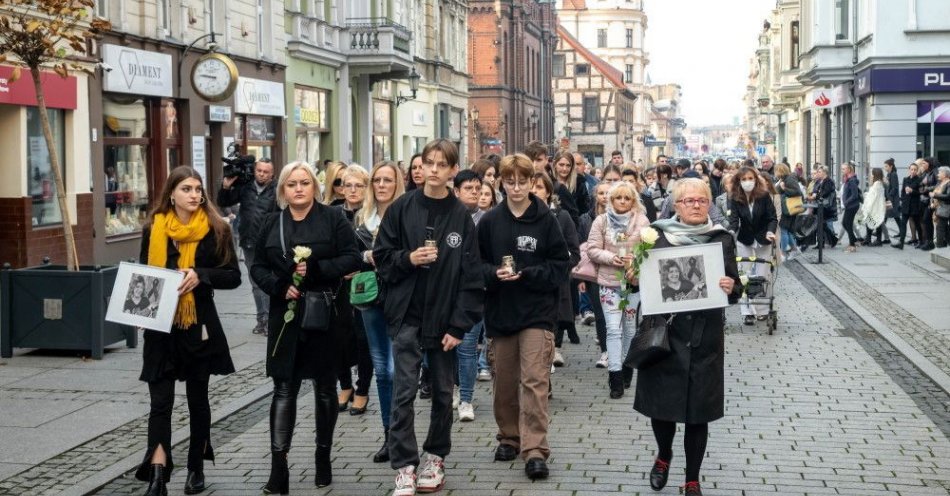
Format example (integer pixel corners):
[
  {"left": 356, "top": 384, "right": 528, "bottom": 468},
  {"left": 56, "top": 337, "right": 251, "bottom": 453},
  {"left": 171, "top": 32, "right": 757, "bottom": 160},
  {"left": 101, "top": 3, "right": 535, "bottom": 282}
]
[
  {"left": 478, "top": 153, "right": 570, "bottom": 480},
  {"left": 373, "top": 139, "right": 484, "bottom": 496}
]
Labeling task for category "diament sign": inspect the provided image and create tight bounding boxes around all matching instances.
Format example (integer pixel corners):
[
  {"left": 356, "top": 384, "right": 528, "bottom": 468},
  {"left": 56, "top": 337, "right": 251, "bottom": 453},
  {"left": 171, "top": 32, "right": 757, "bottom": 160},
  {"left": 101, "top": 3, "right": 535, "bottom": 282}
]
[
  {"left": 102, "top": 44, "right": 173, "bottom": 97},
  {"left": 854, "top": 67, "right": 950, "bottom": 97},
  {"left": 235, "top": 77, "right": 285, "bottom": 117}
]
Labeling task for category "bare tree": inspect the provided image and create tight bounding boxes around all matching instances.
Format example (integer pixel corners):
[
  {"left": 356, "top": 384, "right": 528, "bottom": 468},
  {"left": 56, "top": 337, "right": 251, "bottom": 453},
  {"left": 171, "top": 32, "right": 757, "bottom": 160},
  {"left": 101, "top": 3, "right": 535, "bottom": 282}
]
[{"left": 0, "top": 0, "right": 109, "bottom": 270}]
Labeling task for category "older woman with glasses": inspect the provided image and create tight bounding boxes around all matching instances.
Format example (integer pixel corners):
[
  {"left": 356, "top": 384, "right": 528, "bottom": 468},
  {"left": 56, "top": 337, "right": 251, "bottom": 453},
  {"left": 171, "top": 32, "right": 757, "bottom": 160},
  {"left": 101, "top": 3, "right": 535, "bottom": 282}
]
[{"left": 635, "top": 178, "right": 742, "bottom": 496}]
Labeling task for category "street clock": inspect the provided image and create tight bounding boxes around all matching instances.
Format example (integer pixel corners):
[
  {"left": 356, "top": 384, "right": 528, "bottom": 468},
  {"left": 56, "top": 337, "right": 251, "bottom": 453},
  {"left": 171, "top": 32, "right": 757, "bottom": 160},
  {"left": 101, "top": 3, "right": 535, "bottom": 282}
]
[{"left": 190, "top": 52, "right": 239, "bottom": 102}]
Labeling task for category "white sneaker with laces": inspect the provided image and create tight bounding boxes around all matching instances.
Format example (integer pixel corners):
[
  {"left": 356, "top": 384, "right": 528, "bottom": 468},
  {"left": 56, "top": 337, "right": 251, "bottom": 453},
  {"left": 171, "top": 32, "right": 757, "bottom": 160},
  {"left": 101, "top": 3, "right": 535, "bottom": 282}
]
[
  {"left": 582, "top": 311, "right": 595, "bottom": 325},
  {"left": 458, "top": 401, "right": 475, "bottom": 421},
  {"left": 452, "top": 387, "right": 460, "bottom": 409},
  {"left": 553, "top": 350, "right": 565, "bottom": 367},
  {"left": 476, "top": 369, "right": 491, "bottom": 381},
  {"left": 416, "top": 454, "right": 445, "bottom": 493},
  {"left": 595, "top": 352, "right": 608, "bottom": 368},
  {"left": 393, "top": 465, "right": 417, "bottom": 496}
]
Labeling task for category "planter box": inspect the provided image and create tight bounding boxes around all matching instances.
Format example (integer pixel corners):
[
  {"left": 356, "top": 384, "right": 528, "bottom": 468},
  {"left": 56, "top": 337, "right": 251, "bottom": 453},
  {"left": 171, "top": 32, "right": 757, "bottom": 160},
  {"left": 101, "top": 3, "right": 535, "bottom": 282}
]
[{"left": 1, "top": 264, "right": 137, "bottom": 359}]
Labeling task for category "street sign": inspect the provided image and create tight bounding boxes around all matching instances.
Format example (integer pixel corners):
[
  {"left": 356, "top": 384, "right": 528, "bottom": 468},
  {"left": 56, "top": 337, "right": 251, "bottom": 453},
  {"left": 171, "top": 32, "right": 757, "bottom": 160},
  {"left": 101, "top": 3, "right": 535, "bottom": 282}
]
[
  {"left": 756, "top": 146, "right": 767, "bottom": 155},
  {"left": 644, "top": 139, "right": 667, "bottom": 147}
]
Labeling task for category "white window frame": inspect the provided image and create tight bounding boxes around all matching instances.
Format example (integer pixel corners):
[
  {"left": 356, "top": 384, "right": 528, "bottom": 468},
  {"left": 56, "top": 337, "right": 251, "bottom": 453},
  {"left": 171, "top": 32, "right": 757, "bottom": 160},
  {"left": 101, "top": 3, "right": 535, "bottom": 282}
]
[{"left": 157, "top": 0, "right": 171, "bottom": 38}]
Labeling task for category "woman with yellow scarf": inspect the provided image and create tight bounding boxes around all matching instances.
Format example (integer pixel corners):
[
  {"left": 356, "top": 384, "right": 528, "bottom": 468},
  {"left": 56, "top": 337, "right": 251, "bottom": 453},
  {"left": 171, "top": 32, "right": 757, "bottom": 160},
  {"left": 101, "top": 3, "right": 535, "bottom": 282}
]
[{"left": 136, "top": 166, "right": 241, "bottom": 496}]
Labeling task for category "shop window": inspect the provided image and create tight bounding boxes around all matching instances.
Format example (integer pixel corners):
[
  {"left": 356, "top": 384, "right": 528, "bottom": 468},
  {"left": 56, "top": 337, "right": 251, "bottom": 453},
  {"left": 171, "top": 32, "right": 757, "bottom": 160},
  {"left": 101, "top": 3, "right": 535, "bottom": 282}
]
[
  {"left": 234, "top": 114, "right": 278, "bottom": 163},
  {"left": 916, "top": 101, "right": 950, "bottom": 165},
  {"left": 102, "top": 97, "right": 150, "bottom": 237},
  {"left": 27, "top": 108, "right": 66, "bottom": 227},
  {"left": 373, "top": 100, "right": 392, "bottom": 165},
  {"left": 294, "top": 86, "right": 330, "bottom": 164}
]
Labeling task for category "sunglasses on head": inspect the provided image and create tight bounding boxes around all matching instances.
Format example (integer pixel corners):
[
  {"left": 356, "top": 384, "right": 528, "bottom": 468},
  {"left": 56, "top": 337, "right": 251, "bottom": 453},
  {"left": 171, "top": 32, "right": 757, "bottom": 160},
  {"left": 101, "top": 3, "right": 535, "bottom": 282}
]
[{"left": 332, "top": 178, "right": 342, "bottom": 187}]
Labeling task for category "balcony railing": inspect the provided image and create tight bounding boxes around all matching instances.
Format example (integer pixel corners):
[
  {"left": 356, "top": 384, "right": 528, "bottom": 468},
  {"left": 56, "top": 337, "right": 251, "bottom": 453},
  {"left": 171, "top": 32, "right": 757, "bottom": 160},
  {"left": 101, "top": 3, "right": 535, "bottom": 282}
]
[{"left": 345, "top": 17, "right": 412, "bottom": 55}]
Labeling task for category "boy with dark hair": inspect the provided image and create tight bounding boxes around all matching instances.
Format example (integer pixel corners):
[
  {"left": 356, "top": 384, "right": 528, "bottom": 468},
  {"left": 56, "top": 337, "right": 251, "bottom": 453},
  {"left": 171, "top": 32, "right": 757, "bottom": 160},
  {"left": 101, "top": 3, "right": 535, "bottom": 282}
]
[
  {"left": 374, "top": 139, "right": 484, "bottom": 496},
  {"left": 478, "top": 153, "right": 570, "bottom": 481}
]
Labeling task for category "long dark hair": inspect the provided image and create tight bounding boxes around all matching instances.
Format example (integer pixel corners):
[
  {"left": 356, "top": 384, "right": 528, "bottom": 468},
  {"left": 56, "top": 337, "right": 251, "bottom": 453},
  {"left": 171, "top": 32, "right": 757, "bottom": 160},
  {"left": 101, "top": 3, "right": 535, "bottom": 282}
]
[
  {"left": 729, "top": 166, "right": 769, "bottom": 204},
  {"left": 147, "top": 166, "right": 235, "bottom": 266}
]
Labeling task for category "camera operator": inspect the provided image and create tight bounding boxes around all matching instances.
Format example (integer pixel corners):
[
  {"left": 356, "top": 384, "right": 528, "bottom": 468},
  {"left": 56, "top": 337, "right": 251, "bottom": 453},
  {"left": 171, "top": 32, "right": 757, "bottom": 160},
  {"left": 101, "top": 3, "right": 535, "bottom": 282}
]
[{"left": 217, "top": 157, "right": 278, "bottom": 335}]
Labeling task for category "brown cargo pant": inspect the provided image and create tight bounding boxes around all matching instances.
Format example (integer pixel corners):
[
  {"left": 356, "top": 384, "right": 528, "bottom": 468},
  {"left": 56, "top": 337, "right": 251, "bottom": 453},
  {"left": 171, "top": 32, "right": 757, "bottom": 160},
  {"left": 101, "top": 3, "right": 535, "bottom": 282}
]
[{"left": 488, "top": 327, "right": 555, "bottom": 461}]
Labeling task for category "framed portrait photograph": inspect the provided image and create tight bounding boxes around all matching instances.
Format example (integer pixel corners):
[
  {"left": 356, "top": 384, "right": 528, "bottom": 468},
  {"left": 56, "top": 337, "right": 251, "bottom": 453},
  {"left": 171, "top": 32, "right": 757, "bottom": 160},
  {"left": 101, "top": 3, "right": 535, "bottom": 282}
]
[
  {"left": 105, "top": 262, "right": 184, "bottom": 332},
  {"left": 639, "top": 242, "right": 728, "bottom": 316}
]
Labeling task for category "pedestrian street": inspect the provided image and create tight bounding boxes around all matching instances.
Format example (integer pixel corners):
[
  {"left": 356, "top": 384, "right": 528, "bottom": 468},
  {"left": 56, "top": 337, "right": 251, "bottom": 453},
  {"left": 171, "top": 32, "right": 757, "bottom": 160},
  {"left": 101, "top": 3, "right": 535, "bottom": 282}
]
[{"left": 89, "top": 257, "right": 950, "bottom": 496}]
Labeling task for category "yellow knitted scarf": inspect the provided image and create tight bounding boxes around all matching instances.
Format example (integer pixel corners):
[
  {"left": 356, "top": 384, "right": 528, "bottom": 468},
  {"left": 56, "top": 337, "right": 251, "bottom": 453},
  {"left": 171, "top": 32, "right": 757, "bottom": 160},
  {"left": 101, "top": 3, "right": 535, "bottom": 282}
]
[{"left": 148, "top": 208, "right": 210, "bottom": 328}]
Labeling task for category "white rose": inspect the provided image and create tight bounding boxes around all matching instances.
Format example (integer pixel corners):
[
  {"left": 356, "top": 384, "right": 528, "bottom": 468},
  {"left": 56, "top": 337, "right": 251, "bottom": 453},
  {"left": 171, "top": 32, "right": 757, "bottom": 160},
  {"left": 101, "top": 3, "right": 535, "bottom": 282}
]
[
  {"left": 640, "top": 227, "right": 659, "bottom": 245},
  {"left": 292, "top": 245, "right": 313, "bottom": 263}
]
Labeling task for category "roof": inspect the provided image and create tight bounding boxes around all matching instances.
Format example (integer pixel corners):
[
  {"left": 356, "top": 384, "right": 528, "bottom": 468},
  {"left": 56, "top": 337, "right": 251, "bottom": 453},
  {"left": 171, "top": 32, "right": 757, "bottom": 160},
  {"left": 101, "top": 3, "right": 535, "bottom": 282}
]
[
  {"left": 556, "top": 24, "right": 628, "bottom": 92},
  {"left": 562, "top": 0, "right": 587, "bottom": 9}
]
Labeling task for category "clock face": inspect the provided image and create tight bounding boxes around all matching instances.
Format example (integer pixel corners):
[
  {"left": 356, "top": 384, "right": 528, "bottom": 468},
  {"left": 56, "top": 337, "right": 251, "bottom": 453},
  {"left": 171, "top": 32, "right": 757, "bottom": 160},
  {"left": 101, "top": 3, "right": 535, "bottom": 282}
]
[{"left": 192, "top": 55, "right": 237, "bottom": 101}]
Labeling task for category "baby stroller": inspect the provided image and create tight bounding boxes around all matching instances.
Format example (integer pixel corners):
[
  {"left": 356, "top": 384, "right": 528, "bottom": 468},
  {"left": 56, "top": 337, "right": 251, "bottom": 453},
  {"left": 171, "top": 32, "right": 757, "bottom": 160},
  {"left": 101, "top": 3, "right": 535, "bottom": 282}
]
[{"left": 736, "top": 243, "right": 779, "bottom": 335}]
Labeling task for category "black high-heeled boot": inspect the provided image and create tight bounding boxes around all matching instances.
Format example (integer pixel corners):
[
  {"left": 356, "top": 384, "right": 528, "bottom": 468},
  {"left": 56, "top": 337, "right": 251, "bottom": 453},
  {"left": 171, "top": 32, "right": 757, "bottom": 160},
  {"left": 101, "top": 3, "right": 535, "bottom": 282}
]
[
  {"left": 315, "top": 445, "right": 332, "bottom": 488},
  {"left": 262, "top": 452, "right": 289, "bottom": 495},
  {"left": 622, "top": 367, "right": 633, "bottom": 389},
  {"left": 372, "top": 427, "right": 390, "bottom": 463},
  {"left": 144, "top": 464, "right": 167, "bottom": 496},
  {"left": 314, "top": 381, "right": 338, "bottom": 488},
  {"left": 608, "top": 371, "right": 624, "bottom": 399}
]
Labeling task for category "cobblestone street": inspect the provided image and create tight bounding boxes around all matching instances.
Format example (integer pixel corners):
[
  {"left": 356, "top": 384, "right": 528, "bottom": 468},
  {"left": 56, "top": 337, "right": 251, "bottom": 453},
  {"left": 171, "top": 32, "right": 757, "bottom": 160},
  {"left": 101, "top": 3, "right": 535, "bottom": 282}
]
[{"left": 81, "top": 251, "right": 950, "bottom": 496}]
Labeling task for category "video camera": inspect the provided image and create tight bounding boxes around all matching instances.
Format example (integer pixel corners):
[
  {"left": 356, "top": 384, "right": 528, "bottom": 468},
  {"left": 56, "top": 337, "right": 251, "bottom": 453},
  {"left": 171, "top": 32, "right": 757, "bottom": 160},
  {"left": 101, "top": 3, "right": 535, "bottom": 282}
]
[{"left": 221, "top": 142, "right": 256, "bottom": 185}]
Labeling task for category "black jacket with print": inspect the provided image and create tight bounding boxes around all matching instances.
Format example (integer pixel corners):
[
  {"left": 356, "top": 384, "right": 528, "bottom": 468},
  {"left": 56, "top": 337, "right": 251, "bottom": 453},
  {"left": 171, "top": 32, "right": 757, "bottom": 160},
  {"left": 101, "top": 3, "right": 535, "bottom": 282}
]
[{"left": 477, "top": 194, "right": 571, "bottom": 337}]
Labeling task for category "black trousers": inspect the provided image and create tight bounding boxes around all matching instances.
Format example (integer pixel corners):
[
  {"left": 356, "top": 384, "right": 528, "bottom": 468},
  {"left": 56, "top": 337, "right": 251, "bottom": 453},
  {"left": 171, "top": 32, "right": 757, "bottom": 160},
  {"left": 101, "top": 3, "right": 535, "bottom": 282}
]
[
  {"left": 936, "top": 215, "right": 950, "bottom": 247},
  {"left": 338, "top": 312, "right": 374, "bottom": 396},
  {"left": 144, "top": 377, "right": 211, "bottom": 476},
  {"left": 842, "top": 207, "right": 859, "bottom": 246},
  {"left": 921, "top": 206, "right": 936, "bottom": 245},
  {"left": 389, "top": 324, "right": 456, "bottom": 470},
  {"left": 584, "top": 282, "right": 607, "bottom": 353},
  {"left": 270, "top": 371, "right": 338, "bottom": 453}
]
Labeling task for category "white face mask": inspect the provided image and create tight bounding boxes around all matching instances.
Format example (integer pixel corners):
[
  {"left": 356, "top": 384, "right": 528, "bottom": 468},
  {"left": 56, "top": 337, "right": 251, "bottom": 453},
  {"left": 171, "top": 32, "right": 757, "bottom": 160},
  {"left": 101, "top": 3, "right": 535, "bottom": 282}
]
[{"left": 740, "top": 180, "right": 756, "bottom": 192}]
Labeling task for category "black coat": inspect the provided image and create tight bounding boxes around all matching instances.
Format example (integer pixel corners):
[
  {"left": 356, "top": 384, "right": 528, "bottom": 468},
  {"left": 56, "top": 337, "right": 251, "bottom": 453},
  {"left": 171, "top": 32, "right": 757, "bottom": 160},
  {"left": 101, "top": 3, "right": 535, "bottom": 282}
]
[
  {"left": 885, "top": 170, "right": 900, "bottom": 216},
  {"left": 776, "top": 175, "right": 803, "bottom": 229},
  {"left": 217, "top": 181, "right": 279, "bottom": 249},
  {"left": 251, "top": 203, "right": 361, "bottom": 380},
  {"left": 841, "top": 175, "right": 861, "bottom": 210},
  {"left": 728, "top": 195, "right": 778, "bottom": 246},
  {"left": 633, "top": 230, "right": 742, "bottom": 424},
  {"left": 899, "top": 175, "right": 922, "bottom": 216},
  {"left": 373, "top": 190, "right": 484, "bottom": 348},
  {"left": 138, "top": 228, "right": 241, "bottom": 382},
  {"left": 812, "top": 177, "right": 838, "bottom": 220},
  {"left": 553, "top": 205, "right": 580, "bottom": 324},
  {"left": 569, "top": 175, "right": 590, "bottom": 221}
]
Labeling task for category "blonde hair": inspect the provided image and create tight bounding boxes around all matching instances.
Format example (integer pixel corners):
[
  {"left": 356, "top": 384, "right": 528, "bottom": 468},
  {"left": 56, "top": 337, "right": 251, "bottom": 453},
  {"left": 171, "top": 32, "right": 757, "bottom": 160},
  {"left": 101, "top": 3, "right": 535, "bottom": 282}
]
[
  {"left": 670, "top": 177, "right": 712, "bottom": 203},
  {"left": 357, "top": 161, "right": 405, "bottom": 227},
  {"left": 322, "top": 161, "right": 347, "bottom": 204},
  {"left": 608, "top": 181, "right": 644, "bottom": 213},
  {"left": 277, "top": 161, "right": 319, "bottom": 209},
  {"left": 551, "top": 151, "right": 578, "bottom": 193}
]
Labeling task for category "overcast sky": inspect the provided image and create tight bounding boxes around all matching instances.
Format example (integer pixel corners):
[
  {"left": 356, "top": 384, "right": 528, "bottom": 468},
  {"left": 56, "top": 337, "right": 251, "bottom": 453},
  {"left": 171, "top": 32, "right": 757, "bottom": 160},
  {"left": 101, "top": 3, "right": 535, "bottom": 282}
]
[{"left": 644, "top": 0, "right": 777, "bottom": 127}]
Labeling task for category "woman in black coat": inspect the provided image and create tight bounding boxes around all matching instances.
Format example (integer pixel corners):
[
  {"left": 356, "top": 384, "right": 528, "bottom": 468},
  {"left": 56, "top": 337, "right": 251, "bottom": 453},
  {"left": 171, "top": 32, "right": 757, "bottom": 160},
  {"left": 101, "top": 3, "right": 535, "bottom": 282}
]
[
  {"left": 892, "top": 162, "right": 922, "bottom": 249},
  {"left": 136, "top": 166, "right": 241, "bottom": 496},
  {"left": 251, "top": 162, "right": 361, "bottom": 493},
  {"left": 727, "top": 166, "right": 777, "bottom": 326},
  {"left": 635, "top": 178, "right": 742, "bottom": 496}
]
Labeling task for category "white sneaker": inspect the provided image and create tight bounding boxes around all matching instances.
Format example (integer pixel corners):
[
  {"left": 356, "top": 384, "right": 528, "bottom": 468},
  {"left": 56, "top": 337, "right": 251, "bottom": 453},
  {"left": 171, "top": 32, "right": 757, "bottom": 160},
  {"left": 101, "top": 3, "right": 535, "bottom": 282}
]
[
  {"left": 452, "top": 387, "right": 460, "bottom": 409},
  {"left": 394, "top": 465, "right": 417, "bottom": 496},
  {"left": 595, "top": 352, "right": 608, "bottom": 368},
  {"left": 416, "top": 454, "right": 445, "bottom": 493},
  {"left": 476, "top": 369, "right": 492, "bottom": 381},
  {"left": 553, "top": 350, "right": 565, "bottom": 367},
  {"left": 458, "top": 401, "right": 475, "bottom": 421},
  {"left": 551, "top": 364, "right": 556, "bottom": 373},
  {"left": 582, "top": 311, "right": 595, "bottom": 325}
]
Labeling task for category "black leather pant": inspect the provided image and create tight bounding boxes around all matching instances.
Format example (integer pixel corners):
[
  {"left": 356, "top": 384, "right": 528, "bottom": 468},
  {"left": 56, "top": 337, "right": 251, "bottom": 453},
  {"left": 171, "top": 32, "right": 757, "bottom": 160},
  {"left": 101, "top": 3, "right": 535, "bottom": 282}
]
[{"left": 270, "top": 372, "right": 338, "bottom": 453}]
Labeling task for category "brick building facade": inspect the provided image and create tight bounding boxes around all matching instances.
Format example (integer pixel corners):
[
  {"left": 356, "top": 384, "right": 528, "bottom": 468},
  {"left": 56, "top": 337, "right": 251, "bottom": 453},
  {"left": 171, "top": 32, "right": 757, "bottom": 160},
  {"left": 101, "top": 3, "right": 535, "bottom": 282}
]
[{"left": 468, "top": 0, "right": 556, "bottom": 158}]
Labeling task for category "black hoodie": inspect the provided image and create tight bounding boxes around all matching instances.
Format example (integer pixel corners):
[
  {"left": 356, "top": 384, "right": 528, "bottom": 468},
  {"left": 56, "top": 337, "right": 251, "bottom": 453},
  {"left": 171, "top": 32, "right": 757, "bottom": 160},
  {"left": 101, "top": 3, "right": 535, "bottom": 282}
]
[{"left": 477, "top": 194, "right": 571, "bottom": 337}]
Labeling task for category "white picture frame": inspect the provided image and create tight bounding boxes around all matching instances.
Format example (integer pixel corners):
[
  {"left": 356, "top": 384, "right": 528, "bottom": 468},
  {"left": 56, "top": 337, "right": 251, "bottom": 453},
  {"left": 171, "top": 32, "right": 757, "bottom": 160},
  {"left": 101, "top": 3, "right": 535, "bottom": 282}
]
[
  {"left": 105, "top": 262, "right": 184, "bottom": 333},
  {"left": 639, "top": 242, "right": 729, "bottom": 316}
]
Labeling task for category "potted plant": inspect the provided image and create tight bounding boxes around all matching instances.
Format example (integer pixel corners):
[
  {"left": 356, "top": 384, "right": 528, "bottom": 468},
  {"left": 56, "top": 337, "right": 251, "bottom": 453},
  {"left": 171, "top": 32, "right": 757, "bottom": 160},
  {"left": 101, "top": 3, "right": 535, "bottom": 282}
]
[{"left": 0, "top": 1, "right": 131, "bottom": 359}]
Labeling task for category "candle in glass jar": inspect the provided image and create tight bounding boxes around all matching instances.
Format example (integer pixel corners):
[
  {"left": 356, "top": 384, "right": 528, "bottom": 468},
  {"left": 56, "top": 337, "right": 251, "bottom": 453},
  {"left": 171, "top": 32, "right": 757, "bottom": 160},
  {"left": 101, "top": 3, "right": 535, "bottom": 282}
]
[{"left": 501, "top": 255, "right": 516, "bottom": 274}]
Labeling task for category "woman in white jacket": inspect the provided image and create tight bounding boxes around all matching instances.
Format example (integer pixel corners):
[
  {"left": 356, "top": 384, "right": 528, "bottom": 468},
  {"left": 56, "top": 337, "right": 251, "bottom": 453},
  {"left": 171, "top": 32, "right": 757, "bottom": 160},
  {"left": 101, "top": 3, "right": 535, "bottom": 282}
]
[
  {"left": 858, "top": 168, "right": 887, "bottom": 246},
  {"left": 586, "top": 182, "right": 651, "bottom": 399}
]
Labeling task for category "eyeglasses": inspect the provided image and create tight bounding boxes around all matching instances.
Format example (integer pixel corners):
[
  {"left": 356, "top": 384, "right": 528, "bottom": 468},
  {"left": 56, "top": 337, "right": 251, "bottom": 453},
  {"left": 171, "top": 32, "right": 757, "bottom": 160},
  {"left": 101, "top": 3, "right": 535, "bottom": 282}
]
[
  {"left": 372, "top": 177, "right": 395, "bottom": 185},
  {"left": 342, "top": 183, "right": 366, "bottom": 190},
  {"left": 502, "top": 178, "right": 530, "bottom": 190},
  {"left": 676, "top": 198, "right": 710, "bottom": 207},
  {"left": 612, "top": 195, "right": 634, "bottom": 201}
]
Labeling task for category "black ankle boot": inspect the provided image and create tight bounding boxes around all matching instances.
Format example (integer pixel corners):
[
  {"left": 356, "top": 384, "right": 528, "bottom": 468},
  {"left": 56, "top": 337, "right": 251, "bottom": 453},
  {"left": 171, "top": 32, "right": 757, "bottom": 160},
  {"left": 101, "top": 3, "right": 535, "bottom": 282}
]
[
  {"left": 315, "top": 445, "right": 332, "bottom": 488},
  {"left": 144, "top": 464, "right": 167, "bottom": 496},
  {"left": 372, "top": 428, "right": 390, "bottom": 463},
  {"left": 622, "top": 367, "right": 633, "bottom": 389},
  {"left": 262, "top": 452, "right": 289, "bottom": 495},
  {"left": 183, "top": 470, "right": 205, "bottom": 494},
  {"left": 608, "top": 371, "right": 624, "bottom": 399}
]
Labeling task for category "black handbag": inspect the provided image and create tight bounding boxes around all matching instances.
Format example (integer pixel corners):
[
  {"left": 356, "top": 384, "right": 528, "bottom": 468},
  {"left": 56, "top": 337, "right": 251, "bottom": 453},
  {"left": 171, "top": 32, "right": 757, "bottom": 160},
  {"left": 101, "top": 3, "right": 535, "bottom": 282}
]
[
  {"left": 624, "top": 306, "right": 672, "bottom": 370},
  {"left": 299, "top": 290, "right": 334, "bottom": 332}
]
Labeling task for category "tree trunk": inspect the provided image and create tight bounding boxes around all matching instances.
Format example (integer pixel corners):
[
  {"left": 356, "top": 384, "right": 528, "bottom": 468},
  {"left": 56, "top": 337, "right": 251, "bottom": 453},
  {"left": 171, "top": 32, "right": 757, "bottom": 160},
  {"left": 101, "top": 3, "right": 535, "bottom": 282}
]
[{"left": 31, "top": 66, "right": 79, "bottom": 271}]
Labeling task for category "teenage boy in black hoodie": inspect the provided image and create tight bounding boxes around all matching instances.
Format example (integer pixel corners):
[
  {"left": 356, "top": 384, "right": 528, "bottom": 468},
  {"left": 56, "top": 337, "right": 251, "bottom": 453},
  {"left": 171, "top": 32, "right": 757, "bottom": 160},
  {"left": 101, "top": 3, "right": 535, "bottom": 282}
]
[
  {"left": 477, "top": 153, "right": 571, "bottom": 480},
  {"left": 374, "top": 139, "right": 484, "bottom": 496}
]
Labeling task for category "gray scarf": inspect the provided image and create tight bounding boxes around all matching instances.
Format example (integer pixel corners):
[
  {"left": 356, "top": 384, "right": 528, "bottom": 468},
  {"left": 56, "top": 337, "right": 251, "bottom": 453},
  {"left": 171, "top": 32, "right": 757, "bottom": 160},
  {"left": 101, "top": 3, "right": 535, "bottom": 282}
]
[{"left": 652, "top": 216, "right": 727, "bottom": 246}]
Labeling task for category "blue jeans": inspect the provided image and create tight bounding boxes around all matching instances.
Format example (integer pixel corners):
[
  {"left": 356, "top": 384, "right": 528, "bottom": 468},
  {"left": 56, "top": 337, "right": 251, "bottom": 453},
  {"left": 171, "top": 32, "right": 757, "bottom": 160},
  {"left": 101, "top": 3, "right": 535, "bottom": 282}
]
[
  {"left": 360, "top": 306, "right": 393, "bottom": 428},
  {"left": 579, "top": 291, "right": 592, "bottom": 314},
  {"left": 456, "top": 321, "right": 482, "bottom": 404},
  {"left": 780, "top": 228, "right": 798, "bottom": 252}
]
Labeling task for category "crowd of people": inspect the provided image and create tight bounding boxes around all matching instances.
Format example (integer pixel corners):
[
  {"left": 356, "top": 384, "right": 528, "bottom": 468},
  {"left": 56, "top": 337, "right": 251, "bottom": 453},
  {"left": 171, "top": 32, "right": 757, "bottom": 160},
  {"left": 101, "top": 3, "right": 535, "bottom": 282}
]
[{"left": 128, "top": 138, "right": 948, "bottom": 496}]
